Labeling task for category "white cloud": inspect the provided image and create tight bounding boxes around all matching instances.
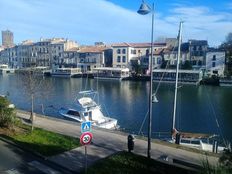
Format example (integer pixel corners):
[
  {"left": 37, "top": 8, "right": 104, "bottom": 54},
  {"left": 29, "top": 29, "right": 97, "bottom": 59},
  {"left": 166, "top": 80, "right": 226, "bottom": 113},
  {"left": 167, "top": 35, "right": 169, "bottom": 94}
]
[
  {"left": 0, "top": 0, "right": 153, "bottom": 44},
  {"left": 0, "top": 0, "right": 231, "bottom": 46},
  {"left": 162, "top": 5, "right": 232, "bottom": 46}
]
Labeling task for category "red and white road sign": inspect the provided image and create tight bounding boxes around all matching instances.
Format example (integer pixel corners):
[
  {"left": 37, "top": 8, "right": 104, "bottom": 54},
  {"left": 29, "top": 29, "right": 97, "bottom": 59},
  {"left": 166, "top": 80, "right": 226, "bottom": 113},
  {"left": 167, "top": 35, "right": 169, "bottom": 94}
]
[{"left": 80, "top": 132, "right": 93, "bottom": 145}]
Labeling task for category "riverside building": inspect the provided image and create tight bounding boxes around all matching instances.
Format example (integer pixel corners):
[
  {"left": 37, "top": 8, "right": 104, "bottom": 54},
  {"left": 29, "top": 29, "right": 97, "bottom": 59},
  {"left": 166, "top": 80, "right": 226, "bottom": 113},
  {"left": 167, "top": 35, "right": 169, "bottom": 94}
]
[{"left": 2, "top": 30, "right": 14, "bottom": 48}]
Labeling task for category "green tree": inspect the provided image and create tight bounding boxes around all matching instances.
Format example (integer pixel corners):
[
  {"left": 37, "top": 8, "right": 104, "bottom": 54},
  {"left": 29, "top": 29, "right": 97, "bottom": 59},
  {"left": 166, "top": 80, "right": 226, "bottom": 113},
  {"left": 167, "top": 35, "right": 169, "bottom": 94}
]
[
  {"left": 0, "top": 96, "right": 16, "bottom": 128},
  {"left": 181, "top": 60, "right": 192, "bottom": 70},
  {"left": 220, "top": 32, "right": 232, "bottom": 77}
]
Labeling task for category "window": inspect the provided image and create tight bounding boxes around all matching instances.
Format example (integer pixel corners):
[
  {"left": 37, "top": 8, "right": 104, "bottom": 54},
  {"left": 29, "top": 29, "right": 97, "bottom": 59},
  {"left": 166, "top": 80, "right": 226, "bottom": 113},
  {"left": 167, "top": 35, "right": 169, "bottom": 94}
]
[
  {"left": 122, "top": 56, "right": 126, "bottom": 63},
  {"left": 117, "top": 49, "right": 121, "bottom": 54},
  {"left": 131, "top": 50, "right": 136, "bottom": 54},
  {"left": 198, "top": 60, "right": 202, "bottom": 66},
  {"left": 117, "top": 56, "right": 121, "bottom": 62},
  {"left": 157, "top": 58, "right": 161, "bottom": 64},
  {"left": 212, "top": 62, "right": 216, "bottom": 67},
  {"left": 144, "top": 57, "right": 149, "bottom": 63},
  {"left": 212, "top": 55, "right": 216, "bottom": 61},
  {"left": 146, "top": 49, "right": 149, "bottom": 56},
  {"left": 191, "top": 140, "right": 200, "bottom": 145},
  {"left": 122, "top": 49, "right": 126, "bottom": 54}
]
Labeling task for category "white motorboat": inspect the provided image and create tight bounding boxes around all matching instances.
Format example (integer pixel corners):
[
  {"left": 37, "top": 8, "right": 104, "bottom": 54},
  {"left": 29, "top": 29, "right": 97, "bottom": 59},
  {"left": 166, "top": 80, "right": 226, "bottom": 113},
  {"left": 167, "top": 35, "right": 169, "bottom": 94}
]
[
  {"left": 0, "top": 64, "right": 15, "bottom": 74},
  {"left": 59, "top": 90, "right": 118, "bottom": 129}
]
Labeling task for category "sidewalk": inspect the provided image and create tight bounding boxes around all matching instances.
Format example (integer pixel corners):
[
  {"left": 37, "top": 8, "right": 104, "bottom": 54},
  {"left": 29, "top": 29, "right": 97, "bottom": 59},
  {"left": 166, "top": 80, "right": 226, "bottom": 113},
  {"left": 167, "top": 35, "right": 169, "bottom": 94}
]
[{"left": 16, "top": 110, "right": 219, "bottom": 172}]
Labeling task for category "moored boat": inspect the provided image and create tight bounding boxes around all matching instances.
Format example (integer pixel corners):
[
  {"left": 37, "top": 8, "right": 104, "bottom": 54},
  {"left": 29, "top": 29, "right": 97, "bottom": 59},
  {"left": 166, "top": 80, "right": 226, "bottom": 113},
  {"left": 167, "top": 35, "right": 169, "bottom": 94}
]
[
  {"left": 153, "top": 69, "right": 203, "bottom": 85},
  {"left": 59, "top": 90, "right": 118, "bottom": 129},
  {"left": 51, "top": 67, "right": 82, "bottom": 77},
  {"left": 169, "top": 22, "right": 226, "bottom": 153},
  {"left": 0, "top": 64, "right": 15, "bottom": 74},
  {"left": 93, "top": 67, "right": 130, "bottom": 80}
]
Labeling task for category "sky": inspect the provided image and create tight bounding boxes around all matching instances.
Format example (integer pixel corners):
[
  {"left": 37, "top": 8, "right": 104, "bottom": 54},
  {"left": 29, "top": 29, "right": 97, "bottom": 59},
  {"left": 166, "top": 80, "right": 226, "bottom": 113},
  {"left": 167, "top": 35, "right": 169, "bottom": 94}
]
[{"left": 0, "top": 0, "right": 232, "bottom": 46}]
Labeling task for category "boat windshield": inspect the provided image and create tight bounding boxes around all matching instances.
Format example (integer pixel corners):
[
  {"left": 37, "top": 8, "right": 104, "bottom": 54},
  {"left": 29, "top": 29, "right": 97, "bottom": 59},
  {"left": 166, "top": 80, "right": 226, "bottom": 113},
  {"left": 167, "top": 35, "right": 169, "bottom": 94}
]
[{"left": 67, "top": 110, "right": 80, "bottom": 117}]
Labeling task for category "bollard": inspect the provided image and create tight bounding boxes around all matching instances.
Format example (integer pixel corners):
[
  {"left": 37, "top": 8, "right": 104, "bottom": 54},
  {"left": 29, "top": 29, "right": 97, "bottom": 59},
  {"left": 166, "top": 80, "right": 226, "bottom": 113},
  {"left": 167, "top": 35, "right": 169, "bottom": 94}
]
[
  {"left": 213, "top": 140, "right": 218, "bottom": 153},
  {"left": 128, "top": 134, "right": 135, "bottom": 152},
  {"left": 175, "top": 133, "right": 181, "bottom": 145}
]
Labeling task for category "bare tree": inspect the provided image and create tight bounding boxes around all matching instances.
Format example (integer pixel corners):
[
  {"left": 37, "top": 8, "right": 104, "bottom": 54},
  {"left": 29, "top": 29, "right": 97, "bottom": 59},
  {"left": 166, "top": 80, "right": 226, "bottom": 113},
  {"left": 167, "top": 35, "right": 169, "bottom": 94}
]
[{"left": 17, "top": 68, "right": 53, "bottom": 131}]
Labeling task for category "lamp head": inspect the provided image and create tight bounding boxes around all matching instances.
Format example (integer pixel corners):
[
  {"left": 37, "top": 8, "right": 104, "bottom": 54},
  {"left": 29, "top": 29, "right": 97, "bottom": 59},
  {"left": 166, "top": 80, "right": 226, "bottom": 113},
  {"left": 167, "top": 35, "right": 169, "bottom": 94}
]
[{"left": 137, "top": 1, "right": 151, "bottom": 15}]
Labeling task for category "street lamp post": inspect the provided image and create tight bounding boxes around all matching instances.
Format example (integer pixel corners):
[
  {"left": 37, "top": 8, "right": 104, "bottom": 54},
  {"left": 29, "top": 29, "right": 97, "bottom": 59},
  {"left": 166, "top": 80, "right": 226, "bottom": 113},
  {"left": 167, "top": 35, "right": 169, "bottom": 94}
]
[{"left": 137, "top": 0, "right": 154, "bottom": 158}]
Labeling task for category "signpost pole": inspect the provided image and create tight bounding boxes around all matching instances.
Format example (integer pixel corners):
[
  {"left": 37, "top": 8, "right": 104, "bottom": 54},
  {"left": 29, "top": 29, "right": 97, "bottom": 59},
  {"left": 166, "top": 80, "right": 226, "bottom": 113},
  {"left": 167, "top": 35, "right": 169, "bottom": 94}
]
[
  {"left": 85, "top": 145, "right": 87, "bottom": 174},
  {"left": 80, "top": 121, "right": 92, "bottom": 174}
]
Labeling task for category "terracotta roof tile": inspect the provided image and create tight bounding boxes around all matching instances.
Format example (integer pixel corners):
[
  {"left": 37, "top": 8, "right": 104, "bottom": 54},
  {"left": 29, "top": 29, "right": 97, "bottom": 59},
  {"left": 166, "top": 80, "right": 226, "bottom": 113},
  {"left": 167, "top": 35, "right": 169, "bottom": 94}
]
[
  {"left": 111, "top": 42, "right": 166, "bottom": 48},
  {"left": 66, "top": 47, "right": 80, "bottom": 52},
  {"left": 78, "top": 46, "right": 110, "bottom": 53}
]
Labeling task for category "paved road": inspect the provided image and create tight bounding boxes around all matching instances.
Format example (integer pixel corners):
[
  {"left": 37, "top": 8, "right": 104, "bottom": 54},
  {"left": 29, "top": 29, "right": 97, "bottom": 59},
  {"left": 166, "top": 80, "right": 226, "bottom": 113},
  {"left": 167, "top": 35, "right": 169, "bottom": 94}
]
[
  {"left": 0, "top": 139, "right": 33, "bottom": 172},
  {"left": 0, "top": 139, "right": 72, "bottom": 174},
  {"left": 17, "top": 110, "right": 219, "bottom": 172}
]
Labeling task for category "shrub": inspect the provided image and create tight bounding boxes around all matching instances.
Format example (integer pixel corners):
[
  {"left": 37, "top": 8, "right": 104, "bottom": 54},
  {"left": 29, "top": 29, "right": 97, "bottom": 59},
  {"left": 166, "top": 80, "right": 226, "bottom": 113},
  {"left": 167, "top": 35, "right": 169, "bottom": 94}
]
[
  {"left": 0, "top": 96, "right": 16, "bottom": 128},
  {"left": 219, "top": 149, "right": 232, "bottom": 172},
  {"left": 201, "top": 150, "right": 232, "bottom": 174}
]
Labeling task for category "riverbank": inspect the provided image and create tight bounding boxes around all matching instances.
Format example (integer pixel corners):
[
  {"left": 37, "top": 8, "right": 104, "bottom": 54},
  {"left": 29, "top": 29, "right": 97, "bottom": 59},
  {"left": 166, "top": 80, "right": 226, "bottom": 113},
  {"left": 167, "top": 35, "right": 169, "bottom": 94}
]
[{"left": 15, "top": 109, "right": 219, "bottom": 172}]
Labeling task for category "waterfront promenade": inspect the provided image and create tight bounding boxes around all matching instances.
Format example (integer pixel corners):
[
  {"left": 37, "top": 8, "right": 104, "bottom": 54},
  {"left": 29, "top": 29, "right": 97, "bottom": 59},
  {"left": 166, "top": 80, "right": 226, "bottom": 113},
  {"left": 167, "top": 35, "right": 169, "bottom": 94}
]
[{"left": 15, "top": 110, "right": 220, "bottom": 172}]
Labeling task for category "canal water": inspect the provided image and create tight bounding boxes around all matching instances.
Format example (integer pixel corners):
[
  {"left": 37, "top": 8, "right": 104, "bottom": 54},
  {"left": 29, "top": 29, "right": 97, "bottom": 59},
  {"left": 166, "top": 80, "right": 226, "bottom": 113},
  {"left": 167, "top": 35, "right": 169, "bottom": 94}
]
[{"left": 0, "top": 74, "right": 232, "bottom": 142}]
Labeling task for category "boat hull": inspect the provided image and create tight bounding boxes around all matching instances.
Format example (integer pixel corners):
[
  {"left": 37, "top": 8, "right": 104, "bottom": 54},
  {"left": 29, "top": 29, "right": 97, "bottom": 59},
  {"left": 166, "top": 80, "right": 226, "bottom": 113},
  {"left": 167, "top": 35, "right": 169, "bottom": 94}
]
[{"left": 59, "top": 107, "right": 118, "bottom": 130}]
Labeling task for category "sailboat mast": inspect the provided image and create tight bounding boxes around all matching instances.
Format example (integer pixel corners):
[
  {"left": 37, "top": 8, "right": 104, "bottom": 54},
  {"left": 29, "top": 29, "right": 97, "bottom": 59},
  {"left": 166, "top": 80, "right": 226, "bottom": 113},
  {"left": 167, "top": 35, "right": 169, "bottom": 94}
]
[{"left": 172, "top": 21, "right": 183, "bottom": 131}]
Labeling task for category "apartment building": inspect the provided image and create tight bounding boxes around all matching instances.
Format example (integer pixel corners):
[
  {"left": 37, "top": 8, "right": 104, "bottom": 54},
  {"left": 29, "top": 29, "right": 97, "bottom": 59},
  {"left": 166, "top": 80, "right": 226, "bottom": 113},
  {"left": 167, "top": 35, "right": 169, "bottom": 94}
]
[
  {"left": 50, "top": 38, "right": 78, "bottom": 68},
  {"left": 111, "top": 42, "right": 167, "bottom": 73},
  {"left": 76, "top": 46, "right": 112, "bottom": 72},
  {"left": 188, "top": 40, "right": 208, "bottom": 68},
  {"left": 163, "top": 42, "right": 190, "bottom": 66},
  {"left": 205, "top": 49, "right": 225, "bottom": 76},
  {"left": 62, "top": 47, "right": 79, "bottom": 68},
  {"left": 0, "top": 38, "right": 78, "bottom": 68}
]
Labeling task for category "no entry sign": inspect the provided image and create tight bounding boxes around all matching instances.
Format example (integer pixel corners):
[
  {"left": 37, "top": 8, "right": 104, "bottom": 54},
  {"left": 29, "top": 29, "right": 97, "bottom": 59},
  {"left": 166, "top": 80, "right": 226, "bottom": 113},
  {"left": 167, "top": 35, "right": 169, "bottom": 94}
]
[{"left": 80, "top": 132, "right": 93, "bottom": 145}]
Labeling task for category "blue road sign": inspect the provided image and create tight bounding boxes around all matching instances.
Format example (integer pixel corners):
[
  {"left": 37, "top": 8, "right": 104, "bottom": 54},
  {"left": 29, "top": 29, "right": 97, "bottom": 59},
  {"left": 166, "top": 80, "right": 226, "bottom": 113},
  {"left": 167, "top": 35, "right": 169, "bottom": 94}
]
[{"left": 81, "top": 121, "right": 92, "bottom": 133}]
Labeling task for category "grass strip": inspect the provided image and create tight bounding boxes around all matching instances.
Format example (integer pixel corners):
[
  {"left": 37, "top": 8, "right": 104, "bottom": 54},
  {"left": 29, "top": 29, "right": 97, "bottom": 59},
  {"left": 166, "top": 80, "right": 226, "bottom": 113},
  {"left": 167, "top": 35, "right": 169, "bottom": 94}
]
[
  {"left": 85, "top": 151, "right": 197, "bottom": 174},
  {"left": 1, "top": 124, "right": 80, "bottom": 156}
]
